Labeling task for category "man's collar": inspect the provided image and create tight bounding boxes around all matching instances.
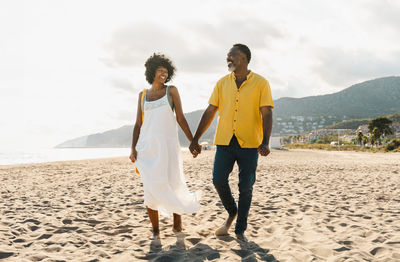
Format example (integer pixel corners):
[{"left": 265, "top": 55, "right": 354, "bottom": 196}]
[{"left": 231, "top": 70, "right": 253, "bottom": 80}]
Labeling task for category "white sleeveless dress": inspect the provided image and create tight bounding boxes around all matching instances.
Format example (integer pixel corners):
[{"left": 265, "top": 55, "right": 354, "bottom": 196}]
[{"left": 135, "top": 93, "right": 201, "bottom": 217}]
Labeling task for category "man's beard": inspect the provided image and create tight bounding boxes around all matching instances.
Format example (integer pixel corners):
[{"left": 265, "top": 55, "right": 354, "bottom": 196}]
[{"left": 228, "top": 63, "right": 236, "bottom": 72}]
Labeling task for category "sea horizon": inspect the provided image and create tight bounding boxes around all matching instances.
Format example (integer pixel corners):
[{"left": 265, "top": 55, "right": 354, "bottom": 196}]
[{"left": 0, "top": 147, "right": 190, "bottom": 166}]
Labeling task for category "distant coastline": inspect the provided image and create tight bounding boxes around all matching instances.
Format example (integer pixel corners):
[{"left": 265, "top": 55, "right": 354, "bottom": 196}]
[
  {"left": 0, "top": 147, "right": 193, "bottom": 166},
  {"left": 0, "top": 148, "right": 130, "bottom": 166},
  {"left": 56, "top": 76, "right": 400, "bottom": 149}
]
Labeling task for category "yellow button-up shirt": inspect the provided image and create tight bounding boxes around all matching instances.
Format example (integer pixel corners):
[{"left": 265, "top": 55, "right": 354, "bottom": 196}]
[{"left": 208, "top": 71, "right": 274, "bottom": 148}]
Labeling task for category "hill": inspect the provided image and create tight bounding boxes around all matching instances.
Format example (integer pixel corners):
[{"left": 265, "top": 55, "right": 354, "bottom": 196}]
[
  {"left": 326, "top": 111, "right": 400, "bottom": 130},
  {"left": 273, "top": 76, "right": 400, "bottom": 134},
  {"left": 388, "top": 112, "right": 400, "bottom": 123},
  {"left": 274, "top": 76, "right": 400, "bottom": 118},
  {"left": 56, "top": 110, "right": 217, "bottom": 148},
  {"left": 56, "top": 76, "right": 400, "bottom": 147}
]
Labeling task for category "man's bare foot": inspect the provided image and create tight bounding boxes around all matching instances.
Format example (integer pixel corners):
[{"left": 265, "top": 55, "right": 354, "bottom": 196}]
[
  {"left": 215, "top": 213, "right": 237, "bottom": 236},
  {"left": 235, "top": 233, "right": 248, "bottom": 242}
]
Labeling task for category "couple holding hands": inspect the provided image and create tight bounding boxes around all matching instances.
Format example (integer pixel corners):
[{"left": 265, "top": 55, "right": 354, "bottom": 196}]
[{"left": 130, "top": 43, "right": 273, "bottom": 242}]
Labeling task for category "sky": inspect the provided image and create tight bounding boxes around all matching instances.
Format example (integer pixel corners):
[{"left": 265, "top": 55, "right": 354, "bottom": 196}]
[{"left": 1, "top": 0, "right": 399, "bottom": 149}]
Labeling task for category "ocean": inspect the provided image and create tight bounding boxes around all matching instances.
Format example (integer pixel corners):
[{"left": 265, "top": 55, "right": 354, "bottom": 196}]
[
  {"left": 0, "top": 148, "right": 131, "bottom": 166},
  {"left": 0, "top": 147, "right": 190, "bottom": 166}
]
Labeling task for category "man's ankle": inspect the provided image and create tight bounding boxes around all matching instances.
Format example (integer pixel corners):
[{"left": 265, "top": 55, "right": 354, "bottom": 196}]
[{"left": 235, "top": 232, "right": 247, "bottom": 242}]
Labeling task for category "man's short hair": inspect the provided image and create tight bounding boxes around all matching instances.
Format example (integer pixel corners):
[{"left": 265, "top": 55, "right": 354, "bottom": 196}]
[{"left": 233, "top": 43, "right": 251, "bottom": 63}]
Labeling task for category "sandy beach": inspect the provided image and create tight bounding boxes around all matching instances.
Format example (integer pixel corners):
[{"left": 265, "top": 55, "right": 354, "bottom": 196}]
[{"left": 1, "top": 149, "right": 399, "bottom": 261}]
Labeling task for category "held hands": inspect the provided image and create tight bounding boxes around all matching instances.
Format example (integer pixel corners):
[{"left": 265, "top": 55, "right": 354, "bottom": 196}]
[
  {"left": 129, "top": 149, "right": 137, "bottom": 163},
  {"left": 257, "top": 143, "right": 270, "bottom": 157},
  {"left": 189, "top": 140, "right": 202, "bottom": 158}
]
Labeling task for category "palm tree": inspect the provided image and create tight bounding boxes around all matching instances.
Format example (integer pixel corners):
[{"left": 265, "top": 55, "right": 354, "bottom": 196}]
[
  {"left": 362, "top": 135, "right": 368, "bottom": 146},
  {"left": 371, "top": 127, "right": 381, "bottom": 146},
  {"left": 357, "top": 131, "right": 363, "bottom": 146},
  {"left": 370, "top": 134, "right": 376, "bottom": 146}
]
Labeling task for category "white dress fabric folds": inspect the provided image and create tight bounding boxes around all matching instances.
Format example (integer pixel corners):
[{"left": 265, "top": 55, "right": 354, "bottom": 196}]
[{"left": 135, "top": 94, "right": 201, "bottom": 217}]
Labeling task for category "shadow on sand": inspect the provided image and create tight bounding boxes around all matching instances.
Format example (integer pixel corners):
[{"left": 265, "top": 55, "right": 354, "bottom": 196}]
[
  {"left": 142, "top": 234, "right": 220, "bottom": 261},
  {"left": 141, "top": 234, "right": 278, "bottom": 262},
  {"left": 217, "top": 235, "right": 279, "bottom": 262}
]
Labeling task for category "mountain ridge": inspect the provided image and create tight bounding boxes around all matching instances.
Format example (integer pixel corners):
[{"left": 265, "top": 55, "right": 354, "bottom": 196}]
[
  {"left": 55, "top": 76, "right": 400, "bottom": 147},
  {"left": 274, "top": 76, "right": 400, "bottom": 118}
]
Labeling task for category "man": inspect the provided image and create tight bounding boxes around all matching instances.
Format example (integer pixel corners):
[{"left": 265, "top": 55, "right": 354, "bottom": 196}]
[{"left": 189, "top": 43, "right": 273, "bottom": 241}]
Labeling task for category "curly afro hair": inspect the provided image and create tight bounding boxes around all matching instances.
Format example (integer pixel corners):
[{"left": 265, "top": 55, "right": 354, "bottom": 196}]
[{"left": 144, "top": 53, "right": 176, "bottom": 84}]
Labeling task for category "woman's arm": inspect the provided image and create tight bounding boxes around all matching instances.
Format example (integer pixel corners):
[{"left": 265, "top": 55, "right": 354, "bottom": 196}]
[
  {"left": 169, "top": 86, "right": 194, "bottom": 142},
  {"left": 130, "top": 92, "right": 143, "bottom": 162}
]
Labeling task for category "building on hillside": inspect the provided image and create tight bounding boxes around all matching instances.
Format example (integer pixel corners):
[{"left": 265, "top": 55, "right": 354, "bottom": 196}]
[
  {"left": 356, "top": 125, "right": 369, "bottom": 135},
  {"left": 341, "top": 134, "right": 356, "bottom": 143},
  {"left": 391, "top": 123, "right": 400, "bottom": 137},
  {"left": 310, "top": 129, "right": 354, "bottom": 136},
  {"left": 307, "top": 128, "right": 354, "bottom": 142}
]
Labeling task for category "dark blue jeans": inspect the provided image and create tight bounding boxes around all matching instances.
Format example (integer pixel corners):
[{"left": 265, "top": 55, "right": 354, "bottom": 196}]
[{"left": 212, "top": 135, "right": 258, "bottom": 234}]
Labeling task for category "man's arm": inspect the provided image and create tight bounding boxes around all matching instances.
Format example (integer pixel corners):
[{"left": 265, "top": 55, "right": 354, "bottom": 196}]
[
  {"left": 258, "top": 106, "right": 273, "bottom": 156},
  {"left": 189, "top": 104, "right": 218, "bottom": 157}
]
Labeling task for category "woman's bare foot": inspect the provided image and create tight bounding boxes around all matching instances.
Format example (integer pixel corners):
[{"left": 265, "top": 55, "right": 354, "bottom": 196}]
[
  {"left": 215, "top": 213, "right": 237, "bottom": 236},
  {"left": 147, "top": 207, "right": 160, "bottom": 238},
  {"left": 173, "top": 213, "right": 183, "bottom": 232},
  {"left": 172, "top": 227, "right": 183, "bottom": 233},
  {"left": 173, "top": 227, "right": 183, "bottom": 233},
  {"left": 152, "top": 229, "right": 160, "bottom": 239}
]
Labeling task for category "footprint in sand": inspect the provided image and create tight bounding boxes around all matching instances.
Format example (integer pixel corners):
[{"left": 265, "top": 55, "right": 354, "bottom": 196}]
[
  {"left": 334, "top": 246, "right": 351, "bottom": 252},
  {"left": 54, "top": 226, "right": 79, "bottom": 234},
  {"left": 12, "top": 238, "right": 25, "bottom": 243},
  {"left": 37, "top": 233, "right": 52, "bottom": 240},
  {"left": 29, "top": 254, "right": 49, "bottom": 261},
  {"left": 370, "top": 246, "right": 388, "bottom": 256},
  {"left": 0, "top": 251, "right": 14, "bottom": 259},
  {"left": 62, "top": 219, "right": 72, "bottom": 224},
  {"left": 326, "top": 225, "right": 336, "bottom": 232},
  {"left": 22, "top": 218, "right": 41, "bottom": 225},
  {"left": 187, "top": 237, "right": 202, "bottom": 245},
  {"left": 90, "top": 240, "right": 105, "bottom": 245}
]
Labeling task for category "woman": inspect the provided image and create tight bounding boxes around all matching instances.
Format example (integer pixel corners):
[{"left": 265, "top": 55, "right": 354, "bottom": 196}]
[{"left": 130, "top": 53, "right": 201, "bottom": 239}]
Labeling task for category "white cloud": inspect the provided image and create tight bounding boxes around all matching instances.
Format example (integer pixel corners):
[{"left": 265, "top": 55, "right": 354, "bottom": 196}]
[
  {"left": 313, "top": 48, "right": 400, "bottom": 87},
  {"left": 1, "top": 0, "right": 399, "bottom": 149}
]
